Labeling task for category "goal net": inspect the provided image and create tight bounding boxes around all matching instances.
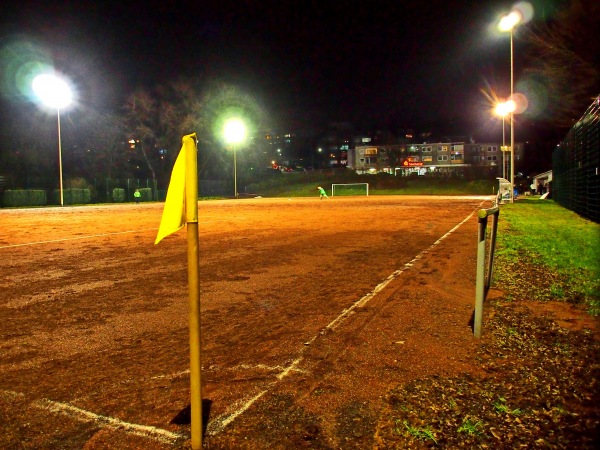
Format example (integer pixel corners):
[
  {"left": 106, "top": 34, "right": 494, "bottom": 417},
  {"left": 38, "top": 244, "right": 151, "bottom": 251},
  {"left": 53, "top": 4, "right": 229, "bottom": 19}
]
[{"left": 331, "top": 183, "right": 369, "bottom": 197}]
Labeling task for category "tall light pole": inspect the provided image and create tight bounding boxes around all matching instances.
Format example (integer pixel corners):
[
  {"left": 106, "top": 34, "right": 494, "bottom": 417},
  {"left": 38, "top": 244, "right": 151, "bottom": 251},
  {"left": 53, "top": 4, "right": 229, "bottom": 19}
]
[
  {"left": 32, "top": 74, "right": 73, "bottom": 206},
  {"left": 494, "top": 100, "right": 516, "bottom": 181},
  {"left": 223, "top": 118, "right": 247, "bottom": 199},
  {"left": 499, "top": 11, "right": 522, "bottom": 203}
]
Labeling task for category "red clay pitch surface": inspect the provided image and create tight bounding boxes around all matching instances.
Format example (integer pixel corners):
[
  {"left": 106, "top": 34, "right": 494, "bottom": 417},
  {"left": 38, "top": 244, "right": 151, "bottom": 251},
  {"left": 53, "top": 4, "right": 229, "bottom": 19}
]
[{"left": 0, "top": 195, "right": 493, "bottom": 448}]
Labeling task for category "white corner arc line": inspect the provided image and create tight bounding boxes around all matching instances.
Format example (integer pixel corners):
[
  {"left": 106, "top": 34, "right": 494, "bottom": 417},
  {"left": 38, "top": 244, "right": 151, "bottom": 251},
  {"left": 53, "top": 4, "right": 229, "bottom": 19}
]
[
  {"left": 207, "top": 203, "right": 484, "bottom": 435},
  {"left": 0, "top": 390, "right": 184, "bottom": 445},
  {"left": 36, "top": 398, "right": 185, "bottom": 444}
]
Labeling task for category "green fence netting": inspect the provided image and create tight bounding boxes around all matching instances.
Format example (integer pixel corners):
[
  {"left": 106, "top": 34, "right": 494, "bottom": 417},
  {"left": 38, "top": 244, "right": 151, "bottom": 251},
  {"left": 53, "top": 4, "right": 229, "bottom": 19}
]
[{"left": 553, "top": 96, "right": 600, "bottom": 223}]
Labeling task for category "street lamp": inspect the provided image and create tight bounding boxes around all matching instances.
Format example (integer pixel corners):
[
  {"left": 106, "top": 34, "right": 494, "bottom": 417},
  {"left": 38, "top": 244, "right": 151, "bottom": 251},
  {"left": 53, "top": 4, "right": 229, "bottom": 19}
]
[
  {"left": 223, "top": 118, "right": 247, "bottom": 198},
  {"left": 494, "top": 100, "right": 516, "bottom": 180},
  {"left": 32, "top": 74, "right": 73, "bottom": 206},
  {"left": 499, "top": 10, "right": 522, "bottom": 203}
]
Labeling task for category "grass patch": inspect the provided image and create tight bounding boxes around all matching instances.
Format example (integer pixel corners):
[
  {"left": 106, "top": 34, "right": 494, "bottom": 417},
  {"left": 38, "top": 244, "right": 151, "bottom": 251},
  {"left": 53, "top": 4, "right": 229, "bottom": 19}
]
[
  {"left": 398, "top": 420, "right": 438, "bottom": 445},
  {"left": 457, "top": 417, "right": 484, "bottom": 436},
  {"left": 495, "top": 199, "right": 600, "bottom": 314}
]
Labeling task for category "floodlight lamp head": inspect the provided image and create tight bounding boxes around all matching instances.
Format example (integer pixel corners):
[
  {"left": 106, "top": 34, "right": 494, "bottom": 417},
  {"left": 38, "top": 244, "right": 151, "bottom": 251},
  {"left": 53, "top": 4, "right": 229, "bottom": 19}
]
[
  {"left": 495, "top": 100, "right": 516, "bottom": 117},
  {"left": 223, "top": 118, "right": 247, "bottom": 145},
  {"left": 498, "top": 11, "right": 522, "bottom": 32},
  {"left": 32, "top": 74, "right": 72, "bottom": 109}
]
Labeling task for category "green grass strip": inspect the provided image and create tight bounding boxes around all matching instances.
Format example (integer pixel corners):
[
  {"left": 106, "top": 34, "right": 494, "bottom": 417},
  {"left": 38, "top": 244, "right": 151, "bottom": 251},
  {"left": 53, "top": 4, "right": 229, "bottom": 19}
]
[{"left": 496, "top": 198, "right": 600, "bottom": 314}]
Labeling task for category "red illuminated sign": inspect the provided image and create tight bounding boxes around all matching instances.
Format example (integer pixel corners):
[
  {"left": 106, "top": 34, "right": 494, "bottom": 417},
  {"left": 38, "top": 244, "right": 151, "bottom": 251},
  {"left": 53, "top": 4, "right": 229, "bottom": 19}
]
[{"left": 402, "top": 160, "right": 423, "bottom": 167}]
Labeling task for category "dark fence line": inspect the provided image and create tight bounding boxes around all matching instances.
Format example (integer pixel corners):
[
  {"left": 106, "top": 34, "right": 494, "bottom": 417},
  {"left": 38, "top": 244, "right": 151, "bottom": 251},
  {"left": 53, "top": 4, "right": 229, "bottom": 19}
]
[
  {"left": 553, "top": 96, "right": 600, "bottom": 223},
  {"left": 0, "top": 177, "right": 232, "bottom": 206}
]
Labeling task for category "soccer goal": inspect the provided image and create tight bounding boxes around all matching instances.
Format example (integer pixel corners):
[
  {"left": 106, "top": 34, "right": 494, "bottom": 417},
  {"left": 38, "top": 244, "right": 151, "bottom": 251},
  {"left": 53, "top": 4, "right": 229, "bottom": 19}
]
[{"left": 331, "top": 183, "right": 369, "bottom": 197}]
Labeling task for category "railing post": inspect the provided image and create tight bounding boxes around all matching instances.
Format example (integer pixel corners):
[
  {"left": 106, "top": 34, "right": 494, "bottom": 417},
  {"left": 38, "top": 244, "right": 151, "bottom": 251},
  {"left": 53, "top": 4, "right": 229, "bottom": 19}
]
[
  {"left": 486, "top": 209, "right": 500, "bottom": 295},
  {"left": 474, "top": 207, "right": 499, "bottom": 338}
]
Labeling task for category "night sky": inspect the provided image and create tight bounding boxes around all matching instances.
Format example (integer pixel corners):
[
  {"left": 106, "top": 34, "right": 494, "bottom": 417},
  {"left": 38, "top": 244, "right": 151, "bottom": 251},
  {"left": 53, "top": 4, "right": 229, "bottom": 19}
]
[{"left": 1, "top": 0, "right": 560, "bottom": 135}]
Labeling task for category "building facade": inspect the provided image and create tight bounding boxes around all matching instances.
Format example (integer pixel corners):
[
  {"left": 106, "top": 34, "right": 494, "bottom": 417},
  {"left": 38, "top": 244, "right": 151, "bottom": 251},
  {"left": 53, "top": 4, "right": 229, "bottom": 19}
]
[{"left": 349, "top": 142, "right": 524, "bottom": 176}]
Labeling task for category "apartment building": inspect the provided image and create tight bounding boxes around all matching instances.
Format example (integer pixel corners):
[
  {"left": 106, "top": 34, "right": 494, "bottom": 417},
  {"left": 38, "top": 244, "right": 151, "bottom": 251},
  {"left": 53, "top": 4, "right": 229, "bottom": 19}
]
[{"left": 349, "top": 142, "right": 524, "bottom": 176}]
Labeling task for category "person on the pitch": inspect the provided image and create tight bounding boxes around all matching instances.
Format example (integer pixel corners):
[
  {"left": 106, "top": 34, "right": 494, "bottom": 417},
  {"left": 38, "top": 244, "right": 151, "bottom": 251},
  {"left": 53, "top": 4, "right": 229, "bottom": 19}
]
[{"left": 317, "top": 186, "right": 328, "bottom": 200}]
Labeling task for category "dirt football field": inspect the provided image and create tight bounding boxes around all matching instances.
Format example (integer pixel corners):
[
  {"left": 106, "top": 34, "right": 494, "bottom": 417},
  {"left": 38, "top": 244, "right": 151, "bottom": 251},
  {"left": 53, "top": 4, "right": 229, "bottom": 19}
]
[{"left": 0, "top": 195, "right": 495, "bottom": 449}]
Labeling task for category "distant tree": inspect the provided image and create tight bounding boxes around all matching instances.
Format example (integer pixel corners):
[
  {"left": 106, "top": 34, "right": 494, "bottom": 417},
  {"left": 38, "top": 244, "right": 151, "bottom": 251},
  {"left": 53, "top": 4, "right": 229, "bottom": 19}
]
[
  {"left": 123, "top": 78, "right": 270, "bottom": 191},
  {"left": 0, "top": 103, "right": 57, "bottom": 188},
  {"left": 522, "top": 0, "right": 600, "bottom": 127},
  {"left": 77, "top": 111, "right": 127, "bottom": 180},
  {"left": 156, "top": 79, "right": 270, "bottom": 182},
  {"left": 154, "top": 79, "right": 204, "bottom": 181},
  {"left": 123, "top": 90, "right": 160, "bottom": 194}
]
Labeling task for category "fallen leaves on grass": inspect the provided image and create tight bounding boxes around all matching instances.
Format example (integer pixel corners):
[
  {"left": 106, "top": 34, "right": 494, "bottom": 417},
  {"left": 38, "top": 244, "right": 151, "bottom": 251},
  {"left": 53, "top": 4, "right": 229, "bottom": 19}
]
[{"left": 374, "top": 263, "right": 600, "bottom": 449}]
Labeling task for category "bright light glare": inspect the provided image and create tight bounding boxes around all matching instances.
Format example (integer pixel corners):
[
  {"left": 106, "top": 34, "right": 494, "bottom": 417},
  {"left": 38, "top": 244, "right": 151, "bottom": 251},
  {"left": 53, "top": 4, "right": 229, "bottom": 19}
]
[
  {"left": 494, "top": 100, "right": 516, "bottom": 117},
  {"left": 498, "top": 11, "right": 522, "bottom": 32},
  {"left": 32, "top": 74, "right": 72, "bottom": 109},
  {"left": 223, "top": 119, "right": 247, "bottom": 144},
  {"left": 513, "top": 2, "right": 534, "bottom": 24},
  {"left": 511, "top": 93, "right": 529, "bottom": 114}
]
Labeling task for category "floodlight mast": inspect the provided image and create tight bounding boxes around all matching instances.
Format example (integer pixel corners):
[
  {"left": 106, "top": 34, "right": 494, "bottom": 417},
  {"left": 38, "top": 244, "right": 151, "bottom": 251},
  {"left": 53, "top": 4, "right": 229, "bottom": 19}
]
[
  {"left": 223, "top": 119, "right": 247, "bottom": 199},
  {"left": 499, "top": 11, "right": 522, "bottom": 203},
  {"left": 32, "top": 74, "right": 73, "bottom": 206},
  {"left": 494, "top": 100, "right": 515, "bottom": 180}
]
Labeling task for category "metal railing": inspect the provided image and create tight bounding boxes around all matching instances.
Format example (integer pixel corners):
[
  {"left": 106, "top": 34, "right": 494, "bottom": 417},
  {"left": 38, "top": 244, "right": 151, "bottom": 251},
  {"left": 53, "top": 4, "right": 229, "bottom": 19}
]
[{"left": 473, "top": 206, "right": 500, "bottom": 338}]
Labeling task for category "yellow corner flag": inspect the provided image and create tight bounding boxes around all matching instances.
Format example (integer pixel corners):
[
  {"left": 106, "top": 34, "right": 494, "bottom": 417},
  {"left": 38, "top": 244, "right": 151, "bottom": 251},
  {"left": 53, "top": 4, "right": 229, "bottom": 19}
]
[
  {"left": 154, "top": 133, "right": 203, "bottom": 449},
  {"left": 155, "top": 133, "right": 197, "bottom": 244}
]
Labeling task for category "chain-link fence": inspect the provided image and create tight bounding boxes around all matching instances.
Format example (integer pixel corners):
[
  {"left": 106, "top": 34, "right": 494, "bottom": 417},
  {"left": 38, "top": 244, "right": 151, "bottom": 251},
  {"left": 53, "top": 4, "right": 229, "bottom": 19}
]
[{"left": 553, "top": 96, "right": 600, "bottom": 223}]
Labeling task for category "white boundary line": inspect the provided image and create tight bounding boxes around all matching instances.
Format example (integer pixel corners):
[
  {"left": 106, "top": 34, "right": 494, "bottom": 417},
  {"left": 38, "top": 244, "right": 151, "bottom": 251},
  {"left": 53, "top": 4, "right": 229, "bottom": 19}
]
[
  {"left": 0, "top": 219, "right": 233, "bottom": 249},
  {"left": 207, "top": 202, "right": 484, "bottom": 435},
  {"left": 0, "top": 228, "right": 158, "bottom": 249},
  {"left": 0, "top": 390, "right": 185, "bottom": 444},
  {"left": 323, "top": 202, "right": 482, "bottom": 333}
]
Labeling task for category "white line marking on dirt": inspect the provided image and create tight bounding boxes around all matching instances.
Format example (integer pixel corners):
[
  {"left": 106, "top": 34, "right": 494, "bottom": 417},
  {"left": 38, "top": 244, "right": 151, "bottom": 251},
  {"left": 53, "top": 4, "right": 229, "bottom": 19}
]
[
  {"left": 325, "top": 202, "right": 482, "bottom": 332},
  {"left": 0, "top": 390, "right": 22, "bottom": 400},
  {"left": 227, "top": 363, "right": 306, "bottom": 374},
  {"left": 0, "top": 228, "right": 158, "bottom": 249},
  {"left": 0, "top": 219, "right": 235, "bottom": 249},
  {"left": 207, "top": 203, "right": 485, "bottom": 435},
  {"left": 0, "top": 390, "right": 185, "bottom": 444},
  {"left": 275, "top": 357, "right": 304, "bottom": 380},
  {"left": 37, "top": 398, "right": 185, "bottom": 444},
  {"left": 150, "top": 369, "right": 190, "bottom": 380},
  {"left": 207, "top": 390, "right": 269, "bottom": 434}
]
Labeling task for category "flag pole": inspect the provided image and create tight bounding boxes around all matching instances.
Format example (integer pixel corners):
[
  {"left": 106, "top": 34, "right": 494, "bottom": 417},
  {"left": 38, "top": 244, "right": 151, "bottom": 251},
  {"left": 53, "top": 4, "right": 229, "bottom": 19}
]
[{"left": 185, "top": 135, "right": 202, "bottom": 449}]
